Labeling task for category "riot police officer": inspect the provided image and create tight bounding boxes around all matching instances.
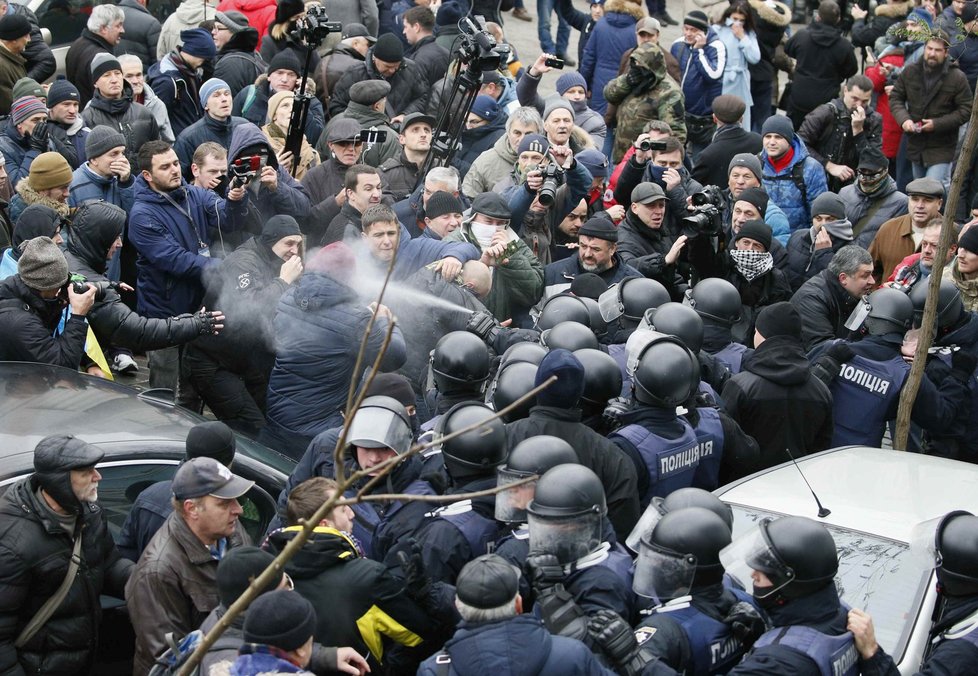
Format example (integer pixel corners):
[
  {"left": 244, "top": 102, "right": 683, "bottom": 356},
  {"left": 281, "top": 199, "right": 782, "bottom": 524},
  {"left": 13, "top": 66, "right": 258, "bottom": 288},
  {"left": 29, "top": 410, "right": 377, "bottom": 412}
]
[
  {"left": 847, "top": 511, "right": 978, "bottom": 675},
  {"left": 686, "top": 277, "right": 754, "bottom": 374},
  {"left": 536, "top": 293, "right": 596, "bottom": 331},
  {"left": 721, "top": 516, "right": 858, "bottom": 676},
  {"left": 625, "top": 487, "right": 734, "bottom": 554},
  {"left": 602, "top": 276, "right": 672, "bottom": 373},
  {"left": 543, "top": 321, "right": 601, "bottom": 352},
  {"left": 631, "top": 507, "right": 764, "bottom": 675},
  {"left": 405, "top": 403, "right": 507, "bottom": 585},
  {"left": 574, "top": 347, "right": 624, "bottom": 432},
  {"left": 642, "top": 301, "right": 731, "bottom": 399},
  {"left": 812, "top": 287, "right": 972, "bottom": 447},
  {"left": 488, "top": 359, "right": 539, "bottom": 423},
  {"left": 423, "top": 331, "right": 492, "bottom": 430}
]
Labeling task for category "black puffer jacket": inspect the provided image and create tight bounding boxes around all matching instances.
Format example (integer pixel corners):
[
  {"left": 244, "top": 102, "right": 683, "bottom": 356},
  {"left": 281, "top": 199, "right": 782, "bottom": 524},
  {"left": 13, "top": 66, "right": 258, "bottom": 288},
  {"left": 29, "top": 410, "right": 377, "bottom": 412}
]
[
  {"left": 790, "top": 268, "right": 861, "bottom": 352},
  {"left": 0, "top": 475, "right": 131, "bottom": 675},
  {"left": 116, "top": 0, "right": 162, "bottom": 70},
  {"left": 63, "top": 201, "right": 205, "bottom": 352},
  {"left": 785, "top": 227, "right": 850, "bottom": 292},
  {"left": 81, "top": 82, "right": 161, "bottom": 167},
  {"left": 214, "top": 29, "right": 266, "bottom": 97},
  {"left": 174, "top": 114, "right": 250, "bottom": 173},
  {"left": 722, "top": 334, "right": 834, "bottom": 471},
  {"left": 329, "top": 49, "right": 429, "bottom": 118},
  {"left": 0, "top": 275, "right": 87, "bottom": 368},
  {"left": 784, "top": 22, "right": 858, "bottom": 119}
]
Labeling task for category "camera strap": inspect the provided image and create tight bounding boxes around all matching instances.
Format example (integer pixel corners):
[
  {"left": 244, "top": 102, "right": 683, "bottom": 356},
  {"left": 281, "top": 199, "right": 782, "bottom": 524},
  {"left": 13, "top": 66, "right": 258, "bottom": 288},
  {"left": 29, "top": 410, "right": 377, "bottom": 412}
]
[{"left": 161, "top": 189, "right": 207, "bottom": 250}]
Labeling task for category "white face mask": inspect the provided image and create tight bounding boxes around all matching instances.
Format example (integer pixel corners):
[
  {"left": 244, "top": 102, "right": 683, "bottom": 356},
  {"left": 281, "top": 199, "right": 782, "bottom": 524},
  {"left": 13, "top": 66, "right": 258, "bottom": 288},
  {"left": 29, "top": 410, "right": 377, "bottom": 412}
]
[{"left": 471, "top": 221, "right": 499, "bottom": 247}]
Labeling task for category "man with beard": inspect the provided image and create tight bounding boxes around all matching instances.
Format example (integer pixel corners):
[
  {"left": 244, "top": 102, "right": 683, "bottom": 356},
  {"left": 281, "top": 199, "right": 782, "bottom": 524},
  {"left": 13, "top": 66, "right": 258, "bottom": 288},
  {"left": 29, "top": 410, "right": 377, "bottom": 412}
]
[
  {"left": 890, "top": 34, "right": 971, "bottom": 189},
  {"left": 379, "top": 112, "right": 433, "bottom": 201},
  {"left": 838, "top": 146, "right": 907, "bottom": 247},
  {"left": 868, "top": 177, "right": 944, "bottom": 282},
  {"left": 543, "top": 216, "right": 639, "bottom": 299}
]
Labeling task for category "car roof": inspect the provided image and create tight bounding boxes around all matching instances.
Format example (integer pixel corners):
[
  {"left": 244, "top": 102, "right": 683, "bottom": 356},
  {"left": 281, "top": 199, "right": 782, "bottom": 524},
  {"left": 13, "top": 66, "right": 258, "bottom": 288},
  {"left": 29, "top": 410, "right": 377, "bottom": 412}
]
[{"left": 715, "top": 446, "right": 978, "bottom": 543}]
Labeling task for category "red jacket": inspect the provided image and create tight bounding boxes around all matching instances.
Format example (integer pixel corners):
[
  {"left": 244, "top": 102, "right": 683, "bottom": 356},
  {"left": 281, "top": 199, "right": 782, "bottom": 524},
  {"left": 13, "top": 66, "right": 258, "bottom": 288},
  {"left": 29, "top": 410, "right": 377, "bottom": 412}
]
[
  {"left": 865, "top": 53, "right": 905, "bottom": 159},
  {"left": 217, "top": 0, "right": 277, "bottom": 41}
]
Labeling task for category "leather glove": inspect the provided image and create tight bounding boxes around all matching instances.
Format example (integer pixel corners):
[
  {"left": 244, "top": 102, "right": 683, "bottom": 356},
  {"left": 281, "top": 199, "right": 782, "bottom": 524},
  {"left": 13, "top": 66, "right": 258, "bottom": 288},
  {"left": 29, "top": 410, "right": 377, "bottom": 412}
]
[
  {"left": 625, "top": 67, "right": 646, "bottom": 88},
  {"left": 633, "top": 252, "right": 666, "bottom": 278},
  {"left": 602, "top": 396, "right": 631, "bottom": 431},
  {"left": 526, "top": 553, "right": 564, "bottom": 595},
  {"left": 724, "top": 601, "right": 767, "bottom": 649},
  {"left": 812, "top": 342, "right": 854, "bottom": 387},
  {"left": 951, "top": 349, "right": 977, "bottom": 380},
  {"left": 183, "top": 309, "right": 223, "bottom": 335},
  {"left": 29, "top": 120, "right": 49, "bottom": 152},
  {"left": 825, "top": 342, "right": 855, "bottom": 364},
  {"left": 396, "top": 539, "right": 432, "bottom": 604},
  {"left": 466, "top": 310, "right": 500, "bottom": 346},
  {"left": 587, "top": 609, "right": 656, "bottom": 676}
]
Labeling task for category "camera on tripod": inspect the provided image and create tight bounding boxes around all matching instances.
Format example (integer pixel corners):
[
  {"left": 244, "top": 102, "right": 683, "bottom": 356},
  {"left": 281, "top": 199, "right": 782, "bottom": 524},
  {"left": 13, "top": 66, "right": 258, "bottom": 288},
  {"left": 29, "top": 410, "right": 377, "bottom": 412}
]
[
  {"left": 682, "top": 185, "right": 724, "bottom": 237},
  {"left": 456, "top": 17, "right": 510, "bottom": 71},
  {"left": 289, "top": 5, "right": 341, "bottom": 46},
  {"left": 537, "top": 164, "right": 565, "bottom": 207}
]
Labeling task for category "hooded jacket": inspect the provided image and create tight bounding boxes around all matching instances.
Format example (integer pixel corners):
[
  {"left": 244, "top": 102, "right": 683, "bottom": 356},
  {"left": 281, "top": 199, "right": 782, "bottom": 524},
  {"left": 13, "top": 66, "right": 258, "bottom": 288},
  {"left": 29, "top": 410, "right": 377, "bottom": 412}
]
[
  {"left": 461, "top": 132, "right": 519, "bottom": 199},
  {"left": 214, "top": 27, "right": 266, "bottom": 97},
  {"left": 790, "top": 268, "right": 862, "bottom": 352},
  {"left": 580, "top": 0, "right": 644, "bottom": 114},
  {"left": 759, "top": 135, "right": 829, "bottom": 231},
  {"left": 722, "top": 334, "right": 834, "bottom": 471},
  {"left": 328, "top": 48, "right": 429, "bottom": 119},
  {"left": 0, "top": 474, "right": 132, "bottom": 676},
  {"left": 838, "top": 178, "right": 908, "bottom": 247},
  {"left": 158, "top": 0, "right": 218, "bottom": 61},
  {"left": 226, "top": 122, "right": 311, "bottom": 222},
  {"left": 0, "top": 204, "right": 60, "bottom": 278},
  {"left": 81, "top": 81, "right": 161, "bottom": 168},
  {"left": 117, "top": 0, "right": 163, "bottom": 69},
  {"left": 747, "top": 0, "right": 791, "bottom": 84},
  {"left": 231, "top": 74, "right": 325, "bottom": 147},
  {"left": 147, "top": 51, "right": 205, "bottom": 138},
  {"left": 785, "top": 21, "right": 858, "bottom": 117},
  {"left": 0, "top": 275, "right": 87, "bottom": 367}
]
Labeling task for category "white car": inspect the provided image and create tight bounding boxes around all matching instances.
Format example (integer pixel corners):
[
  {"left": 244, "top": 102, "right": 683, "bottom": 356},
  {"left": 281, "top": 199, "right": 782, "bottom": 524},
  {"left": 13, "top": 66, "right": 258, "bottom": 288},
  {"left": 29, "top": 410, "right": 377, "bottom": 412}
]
[{"left": 716, "top": 447, "right": 978, "bottom": 675}]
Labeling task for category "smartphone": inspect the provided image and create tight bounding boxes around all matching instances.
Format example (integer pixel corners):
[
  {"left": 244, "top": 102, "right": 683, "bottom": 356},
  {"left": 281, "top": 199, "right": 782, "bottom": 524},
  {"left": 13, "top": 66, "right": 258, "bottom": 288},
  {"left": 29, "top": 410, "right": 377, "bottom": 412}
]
[{"left": 544, "top": 56, "right": 565, "bottom": 69}]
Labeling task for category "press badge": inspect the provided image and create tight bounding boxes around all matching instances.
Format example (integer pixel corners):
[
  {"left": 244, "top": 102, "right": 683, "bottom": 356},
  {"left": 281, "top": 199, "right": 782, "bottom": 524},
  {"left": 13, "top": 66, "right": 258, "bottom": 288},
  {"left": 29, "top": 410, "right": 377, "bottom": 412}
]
[{"left": 198, "top": 244, "right": 211, "bottom": 257}]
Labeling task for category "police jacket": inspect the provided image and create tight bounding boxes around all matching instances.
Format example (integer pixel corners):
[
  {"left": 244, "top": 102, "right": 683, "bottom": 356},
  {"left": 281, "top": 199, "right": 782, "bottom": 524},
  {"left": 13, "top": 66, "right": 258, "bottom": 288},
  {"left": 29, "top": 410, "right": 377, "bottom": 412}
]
[
  {"left": 81, "top": 82, "right": 161, "bottom": 168},
  {"left": 542, "top": 252, "right": 640, "bottom": 300},
  {"left": 329, "top": 50, "right": 429, "bottom": 119},
  {"left": 174, "top": 114, "right": 250, "bottom": 174},
  {"left": 790, "top": 269, "right": 861, "bottom": 352},
  {"left": 265, "top": 527, "right": 432, "bottom": 665},
  {"left": 264, "top": 272, "right": 407, "bottom": 437},
  {"left": 126, "top": 510, "right": 250, "bottom": 676},
  {"left": 923, "top": 313, "right": 978, "bottom": 462},
  {"left": 417, "top": 615, "right": 618, "bottom": 676},
  {"left": 507, "top": 405, "right": 641, "bottom": 541},
  {"left": 0, "top": 275, "right": 87, "bottom": 368},
  {"left": 562, "top": 544, "right": 636, "bottom": 621},
  {"left": 729, "top": 585, "right": 856, "bottom": 676},
  {"left": 703, "top": 323, "right": 754, "bottom": 374},
  {"left": 0, "top": 476, "right": 132, "bottom": 676},
  {"left": 686, "top": 404, "right": 761, "bottom": 487},
  {"left": 722, "top": 334, "right": 834, "bottom": 472}
]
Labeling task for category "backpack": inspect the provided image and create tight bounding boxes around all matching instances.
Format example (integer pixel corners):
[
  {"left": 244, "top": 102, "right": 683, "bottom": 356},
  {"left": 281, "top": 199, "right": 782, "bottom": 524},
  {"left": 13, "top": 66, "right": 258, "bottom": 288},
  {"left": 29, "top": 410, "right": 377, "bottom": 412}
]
[
  {"left": 147, "top": 629, "right": 241, "bottom": 676},
  {"left": 758, "top": 151, "right": 808, "bottom": 206}
]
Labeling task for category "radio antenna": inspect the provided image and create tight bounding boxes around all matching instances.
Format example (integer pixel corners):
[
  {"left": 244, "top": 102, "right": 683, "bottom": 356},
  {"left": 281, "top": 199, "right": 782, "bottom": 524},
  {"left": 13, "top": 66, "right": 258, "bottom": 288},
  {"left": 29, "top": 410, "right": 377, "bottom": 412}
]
[{"left": 784, "top": 447, "right": 831, "bottom": 518}]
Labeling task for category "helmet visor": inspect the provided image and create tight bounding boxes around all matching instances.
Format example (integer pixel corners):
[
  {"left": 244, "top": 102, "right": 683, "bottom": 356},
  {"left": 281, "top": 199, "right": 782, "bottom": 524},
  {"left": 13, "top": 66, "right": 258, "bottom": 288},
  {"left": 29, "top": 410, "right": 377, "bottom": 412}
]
[
  {"left": 844, "top": 297, "right": 872, "bottom": 332},
  {"left": 633, "top": 541, "right": 697, "bottom": 600},
  {"left": 908, "top": 515, "right": 943, "bottom": 571},
  {"left": 624, "top": 329, "right": 670, "bottom": 379},
  {"left": 625, "top": 497, "right": 667, "bottom": 553},
  {"left": 494, "top": 467, "right": 537, "bottom": 523},
  {"left": 346, "top": 407, "right": 412, "bottom": 455},
  {"left": 598, "top": 284, "right": 625, "bottom": 322},
  {"left": 528, "top": 511, "right": 602, "bottom": 564},
  {"left": 719, "top": 521, "right": 794, "bottom": 599}
]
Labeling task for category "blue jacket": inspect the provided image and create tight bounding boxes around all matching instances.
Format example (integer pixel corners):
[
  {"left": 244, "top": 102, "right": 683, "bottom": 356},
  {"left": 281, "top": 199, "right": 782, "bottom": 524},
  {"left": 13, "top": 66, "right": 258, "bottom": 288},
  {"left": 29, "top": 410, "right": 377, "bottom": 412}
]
[
  {"left": 0, "top": 120, "right": 40, "bottom": 188},
  {"left": 543, "top": 253, "right": 640, "bottom": 298},
  {"left": 264, "top": 272, "right": 407, "bottom": 437},
  {"left": 360, "top": 223, "right": 479, "bottom": 282},
  {"left": 418, "top": 615, "right": 617, "bottom": 676},
  {"left": 146, "top": 53, "right": 203, "bottom": 138},
  {"left": 671, "top": 32, "right": 727, "bottom": 117},
  {"left": 68, "top": 164, "right": 135, "bottom": 211},
  {"left": 581, "top": 7, "right": 640, "bottom": 115},
  {"left": 227, "top": 122, "right": 311, "bottom": 222},
  {"left": 173, "top": 113, "right": 250, "bottom": 175},
  {"left": 128, "top": 176, "right": 247, "bottom": 317},
  {"left": 760, "top": 136, "right": 829, "bottom": 232}
]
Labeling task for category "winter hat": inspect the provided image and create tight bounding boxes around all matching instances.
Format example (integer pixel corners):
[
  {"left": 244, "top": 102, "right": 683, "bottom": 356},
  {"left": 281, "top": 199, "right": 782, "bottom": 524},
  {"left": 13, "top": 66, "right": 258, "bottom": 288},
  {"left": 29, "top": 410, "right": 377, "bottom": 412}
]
[
  {"left": 268, "top": 50, "right": 302, "bottom": 75},
  {"left": 244, "top": 590, "right": 317, "bottom": 652},
  {"left": 199, "top": 77, "right": 231, "bottom": 109},
  {"left": 12, "top": 77, "right": 44, "bottom": 102},
  {"left": 735, "top": 187, "right": 769, "bottom": 215},
  {"left": 711, "top": 94, "right": 746, "bottom": 124},
  {"left": 186, "top": 420, "right": 237, "bottom": 466},
  {"left": 12, "top": 204, "right": 60, "bottom": 253},
  {"left": 33, "top": 435, "right": 104, "bottom": 515},
  {"left": 348, "top": 79, "right": 391, "bottom": 105},
  {"left": 266, "top": 90, "right": 294, "bottom": 124},
  {"left": 959, "top": 226, "right": 978, "bottom": 255},
  {"left": 535, "top": 348, "right": 586, "bottom": 407},
  {"left": 735, "top": 219, "right": 773, "bottom": 252},
  {"left": 215, "top": 10, "right": 250, "bottom": 34},
  {"left": 364, "top": 372, "right": 416, "bottom": 409},
  {"left": 275, "top": 0, "right": 305, "bottom": 26},
  {"left": 517, "top": 133, "right": 549, "bottom": 156},
  {"left": 577, "top": 148, "right": 609, "bottom": 179},
  {"left": 569, "top": 272, "right": 608, "bottom": 299},
  {"left": 91, "top": 52, "right": 122, "bottom": 81},
  {"left": 755, "top": 301, "right": 802, "bottom": 340},
  {"left": 342, "top": 23, "right": 376, "bottom": 43},
  {"left": 85, "top": 125, "right": 126, "bottom": 160},
  {"left": 216, "top": 546, "right": 278, "bottom": 608},
  {"left": 555, "top": 71, "right": 588, "bottom": 95},
  {"left": 179, "top": 28, "right": 216, "bottom": 59},
  {"left": 0, "top": 14, "right": 30, "bottom": 41},
  {"left": 728, "top": 153, "right": 763, "bottom": 182},
  {"left": 683, "top": 10, "right": 710, "bottom": 32},
  {"left": 470, "top": 95, "right": 499, "bottom": 121},
  {"left": 761, "top": 114, "right": 794, "bottom": 141},
  {"left": 28, "top": 152, "right": 72, "bottom": 191},
  {"left": 811, "top": 192, "right": 847, "bottom": 221},
  {"left": 308, "top": 241, "right": 356, "bottom": 284},
  {"left": 471, "top": 192, "right": 512, "bottom": 220},
  {"left": 578, "top": 216, "right": 618, "bottom": 242},
  {"left": 325, "top": 118, "right": 363, "bottom": 142},
  {"left": 906, "top": 7, "right": 934, "bottom": 28},
  {"left": 426, "top": 191, "right": 464, "bottom": 219},
  {"left": 961, "top": 2, "right": 978, "bottom": 24},
  {"left": 373, "top": 33, "right": 404, "bottom": 62},
  {"left": 543, "top": 99, "right": 574, "bottom": 122},
  {"left": 46, "top": 78, "right": 79, "bottom": 108},
  {"left": 18, "top": 236, "right": 69, "bottom": 291},
  {"left": 260, "top": 214, "right": 302, "bottom": 246},
  {"left": 857, "top": 146, "right": 888, "bottom": 172},
  {"left": 436, "top": 1, "right": 466, "bottom": 26},
  {"left": 10, "top": 95, "right": 46, "bottom": 127},
  {"left": 456, "top": 554, "right": 520, "bottom": 609}
]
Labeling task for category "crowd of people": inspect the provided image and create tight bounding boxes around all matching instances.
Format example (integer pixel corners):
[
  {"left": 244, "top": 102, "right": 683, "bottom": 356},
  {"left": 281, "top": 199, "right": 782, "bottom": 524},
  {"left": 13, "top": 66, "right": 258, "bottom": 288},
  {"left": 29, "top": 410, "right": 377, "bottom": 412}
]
[{"left": 2, "top": 0, "right": 978, "bottom": 673}]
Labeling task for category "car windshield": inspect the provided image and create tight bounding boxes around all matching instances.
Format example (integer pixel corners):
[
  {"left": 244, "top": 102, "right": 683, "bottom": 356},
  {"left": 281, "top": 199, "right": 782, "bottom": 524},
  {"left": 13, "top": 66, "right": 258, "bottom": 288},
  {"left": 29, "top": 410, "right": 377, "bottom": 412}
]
[{"left": 730, "top": 505, "right": 930, "bottom": 664}]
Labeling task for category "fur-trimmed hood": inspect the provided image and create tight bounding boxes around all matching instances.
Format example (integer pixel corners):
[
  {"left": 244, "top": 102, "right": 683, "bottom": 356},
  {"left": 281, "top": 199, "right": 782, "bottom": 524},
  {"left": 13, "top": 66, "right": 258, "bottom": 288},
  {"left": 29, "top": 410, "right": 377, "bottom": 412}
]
[
  {"left": 14, "top": 179, "right": 70, "bottom": 217},
  {"left": 749, "top": 0, "right": 792, "bottom": 27},
  {"left": 605, "top": 0, "right": 646, "bottom": 21},
  {"left": 874, "top": 0, "right": 912, "bottom": 18}
]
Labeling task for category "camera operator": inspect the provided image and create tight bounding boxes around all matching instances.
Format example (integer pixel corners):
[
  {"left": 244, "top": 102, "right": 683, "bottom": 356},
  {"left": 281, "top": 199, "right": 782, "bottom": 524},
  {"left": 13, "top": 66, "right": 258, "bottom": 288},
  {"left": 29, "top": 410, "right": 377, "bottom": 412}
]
[
  {"left": 687, "top": 216, "right": 792, "bottom": 345},
  {"left": 613, "top": 132, "right": 693, "bottom": 221},
  {"left": 616, "top": 181, "right": 687, "bottom": 300}
]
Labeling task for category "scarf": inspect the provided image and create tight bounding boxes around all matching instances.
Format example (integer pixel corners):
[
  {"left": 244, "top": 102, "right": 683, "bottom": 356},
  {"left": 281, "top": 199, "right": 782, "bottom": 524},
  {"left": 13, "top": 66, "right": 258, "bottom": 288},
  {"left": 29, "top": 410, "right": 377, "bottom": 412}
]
[
  {"left": 768, "top": 145, "right": 795, "bottom": 174},
  {"left": 730, "top": 249, "right": 774, "bottom": 282},
  {"left": 809, "top": 218, "right": 854, "bottom": 248}
]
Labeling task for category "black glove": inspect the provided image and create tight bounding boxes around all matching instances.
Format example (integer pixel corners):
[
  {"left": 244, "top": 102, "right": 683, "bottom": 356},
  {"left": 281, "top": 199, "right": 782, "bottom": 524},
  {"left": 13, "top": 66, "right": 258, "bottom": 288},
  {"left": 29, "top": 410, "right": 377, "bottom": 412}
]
[
  {"left": 603, "top": 396, "right": 631, "bottom": 431},
  {"left": 825, "top": 342, "right": 855, "bottom": 364},
  {"left": 588, "top": 610, "right": 656, "bottom": 676},
  {"left": 29, "top": 120, "right": 49, "bottom": 152},
  {"left": 812, "top": 342, "right": 854, "bottom": 387},
  {"left": 724, "top": 601, "right": 767, "bottom": 649},
  {"left": 187, "top": 309, "right": 223, "bottom": 335},
  {"left": 526, "top": 553, "right": 564, "bottom": 595},
  {"left": 466, "top": 310, "right": 500, "bottom": 346},
  {"left": 307, "top": 644, "right": 337, "bottom": 676},
  {"left": 396, "top": 539, "right": 432, "bottom": 604},
  {"left": 625, "top": 67, "right": 647, "bottom": 88},
  {"left": 951, "top": 349, "right": 977, "bottom": 379},
  {"left": 633, "top": 252, "right": 666, "bottom": 278}
]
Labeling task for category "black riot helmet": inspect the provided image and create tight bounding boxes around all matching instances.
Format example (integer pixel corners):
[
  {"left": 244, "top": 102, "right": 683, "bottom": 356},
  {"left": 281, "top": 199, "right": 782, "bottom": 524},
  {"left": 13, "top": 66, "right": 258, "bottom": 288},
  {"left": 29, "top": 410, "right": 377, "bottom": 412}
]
[
  {"left": 527, "top": 464, "right": 607, "bottom": 563},
  {"left": 432, "top": 331, "right": 491, "bottom": 394},
  {"left": 33, "top": 435, "right": 105, "bottom": 515},
  {"left": 573, "top": 348, "right": 623, "bottom": 413},
  {"left": 642, "top": 302, "right": 705, "bottom": 353},
  {"left": 632, "top": 335, "right": 700, "bottom": 408},
  {"left": 685, "top": 278, "right": 742, "bottom": 327},
  {"left": 580, "top": 297, "right": 608, "bottom": 339},
  {"left": 626, "top": 487, "right": 734, "bottom": 553},
  {"left": 489, "top": 361, "right": 538, "bottom": 422},
  {"left": 537, "top": 293, "right": 592, "bottom": 331},
  {"left": 437, "top": 402, "right": 508, "bottom": 482},
  {"left": 542, "top": 321, "right": 600, "bottom": 351},
  {"left": 500, "top": 341, "right": 548, "bottom": 367},
  {"left": 621, "top": 277, "right": 671, "bottom": 322},
  {"left": 932, "top": 511, "right": 978, "bottom": 596},
  {"left": 633, "top": 507, "right": 732, "bottom": 598},
  {"left": 863, "top": 288, "right": 914, "bottom": 335},
  {"left": 910, "top": 280, "right": 965, "bottom": 332},
  {"left": 495, "top": 437, "right": 578, "bottom": 524},
  {"left": 721, "top": 516, "right": 838, "bottom": 607}
]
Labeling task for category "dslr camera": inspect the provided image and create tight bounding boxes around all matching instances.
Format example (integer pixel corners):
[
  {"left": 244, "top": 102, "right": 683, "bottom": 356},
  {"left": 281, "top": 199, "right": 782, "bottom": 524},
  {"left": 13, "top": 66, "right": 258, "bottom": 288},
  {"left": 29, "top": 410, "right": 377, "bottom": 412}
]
[
  {"left": 537, "top": 164, "right": 565, "bottom": 207},
  {"left": 457, "top": 16, "right": 511, "bottom": 71},
  {"left": 65, "top": 276, "right": 121, "bottom": 302},
  {"left": 289, "top": 5, "right": 341, "bottom": 46},
  {"left": 682, "top": 185, "right": 724, "bottom": 237}
]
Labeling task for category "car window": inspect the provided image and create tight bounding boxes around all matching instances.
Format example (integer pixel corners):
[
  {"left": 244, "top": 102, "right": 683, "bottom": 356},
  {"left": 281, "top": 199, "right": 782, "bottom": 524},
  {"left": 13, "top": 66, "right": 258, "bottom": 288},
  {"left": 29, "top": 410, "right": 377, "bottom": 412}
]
[
  {"left": 730, "top": 505, "right": 930, "bottom": 665},
  {"left": 32, "top": 0, "right": 94, "bottom": 50}
]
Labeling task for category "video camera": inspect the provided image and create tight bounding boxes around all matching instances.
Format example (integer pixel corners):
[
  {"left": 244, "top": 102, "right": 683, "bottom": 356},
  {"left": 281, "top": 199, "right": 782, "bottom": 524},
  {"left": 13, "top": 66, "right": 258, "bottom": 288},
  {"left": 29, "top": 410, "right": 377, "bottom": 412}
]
[
  {"left": 456, "top": 17, "right": 510, "bottom": 72},
  {"left": 229, "top": 153, "right": 267, "bottom": 188},
  {"left": 289, "top": 4, "right": 341, "bottom": 47},
  {"left": 682, "top": 185, "right": 724, "bottom": 238},
  {"left": 636, "top": 139, "right": 668, "bottom": 152},
  {"left": 537, "top": 164, "right": 565, "bottom": 207}
]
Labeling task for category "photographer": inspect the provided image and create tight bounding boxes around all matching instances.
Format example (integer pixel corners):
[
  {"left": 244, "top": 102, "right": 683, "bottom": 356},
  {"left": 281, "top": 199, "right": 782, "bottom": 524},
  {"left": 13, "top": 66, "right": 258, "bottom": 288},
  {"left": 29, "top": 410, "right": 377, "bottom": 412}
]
[
  {"left": 517, "top": 53, "right": 607, "bottom": 149},
  {"left": 612, "top": 132, "right": 692, "bottom": 223}
]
